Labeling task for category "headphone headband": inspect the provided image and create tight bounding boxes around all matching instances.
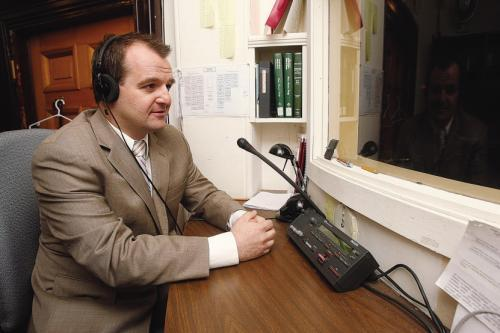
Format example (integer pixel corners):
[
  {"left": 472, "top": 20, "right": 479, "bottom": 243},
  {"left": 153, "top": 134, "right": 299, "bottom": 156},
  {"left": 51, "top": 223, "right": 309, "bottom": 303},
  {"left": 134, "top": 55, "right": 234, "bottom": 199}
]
[
  {"left": 94, "top": 35, "right": 120, "bottom": 104},
  {"left": 96, "top": 35, "right": 119, "bottom": 73}
]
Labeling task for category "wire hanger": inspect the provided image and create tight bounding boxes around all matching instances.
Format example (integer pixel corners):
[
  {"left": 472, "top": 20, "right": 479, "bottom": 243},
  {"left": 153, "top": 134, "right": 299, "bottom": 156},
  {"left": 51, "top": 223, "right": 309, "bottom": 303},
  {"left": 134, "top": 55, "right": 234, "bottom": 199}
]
[{"left": 29, "top": 98, "right": 72, "bottom": 129}]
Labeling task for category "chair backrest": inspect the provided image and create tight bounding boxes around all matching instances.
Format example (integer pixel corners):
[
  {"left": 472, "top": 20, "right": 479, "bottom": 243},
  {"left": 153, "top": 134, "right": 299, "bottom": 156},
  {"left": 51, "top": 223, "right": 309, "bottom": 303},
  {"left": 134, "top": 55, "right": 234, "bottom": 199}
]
[{"left": 0, "top": 129, "right": 52, "bottom": 333}]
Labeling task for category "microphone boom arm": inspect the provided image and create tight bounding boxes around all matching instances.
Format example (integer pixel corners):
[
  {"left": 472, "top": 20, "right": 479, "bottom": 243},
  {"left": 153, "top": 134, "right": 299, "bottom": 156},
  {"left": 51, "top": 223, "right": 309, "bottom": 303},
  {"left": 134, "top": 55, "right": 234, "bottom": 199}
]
[{"left": 237, "top": 138, "right": 325, "bottom": 218}]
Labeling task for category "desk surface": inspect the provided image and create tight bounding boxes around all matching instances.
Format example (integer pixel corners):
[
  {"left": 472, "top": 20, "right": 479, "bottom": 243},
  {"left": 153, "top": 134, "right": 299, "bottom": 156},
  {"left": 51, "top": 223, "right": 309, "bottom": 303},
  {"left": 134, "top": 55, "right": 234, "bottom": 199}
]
[{"left": 166, "top": 220, "right": 427, "bottom": 332}]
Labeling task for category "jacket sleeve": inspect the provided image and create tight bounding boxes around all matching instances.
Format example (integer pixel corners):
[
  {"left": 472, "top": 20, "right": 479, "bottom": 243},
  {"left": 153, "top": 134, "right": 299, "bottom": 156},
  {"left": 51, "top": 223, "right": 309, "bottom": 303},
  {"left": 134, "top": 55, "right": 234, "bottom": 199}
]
[{"left": 176, "top": 132, "right": 244, "bottom": 230}]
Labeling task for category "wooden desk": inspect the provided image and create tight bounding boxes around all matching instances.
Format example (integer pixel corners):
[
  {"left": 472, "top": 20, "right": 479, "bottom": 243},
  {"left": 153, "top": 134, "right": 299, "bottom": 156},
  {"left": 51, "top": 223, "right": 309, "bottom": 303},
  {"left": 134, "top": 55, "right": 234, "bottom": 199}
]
[{"left": 166, "top": 220, "right": 427, "bottom": 332}]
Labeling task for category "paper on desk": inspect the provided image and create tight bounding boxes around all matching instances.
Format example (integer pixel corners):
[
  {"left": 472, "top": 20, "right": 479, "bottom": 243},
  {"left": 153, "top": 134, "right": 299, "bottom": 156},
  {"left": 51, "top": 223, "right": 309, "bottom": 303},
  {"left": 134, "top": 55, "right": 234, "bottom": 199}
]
[
  {"left": 436, "top": 221, "right": 500, "bottom": 332},
  {"left": 451, "top": 304, "right": 491, "bottom": 333},
  {"left": 243, "top": 191, "right": 292, "bottom": 211}
]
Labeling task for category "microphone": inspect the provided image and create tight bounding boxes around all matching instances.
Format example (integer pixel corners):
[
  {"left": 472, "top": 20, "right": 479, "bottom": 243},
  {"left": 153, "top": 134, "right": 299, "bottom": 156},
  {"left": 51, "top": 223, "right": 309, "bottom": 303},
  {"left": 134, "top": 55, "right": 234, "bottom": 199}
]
[{"left": 237, "top": 138, "right": 325, "bottom": 219}]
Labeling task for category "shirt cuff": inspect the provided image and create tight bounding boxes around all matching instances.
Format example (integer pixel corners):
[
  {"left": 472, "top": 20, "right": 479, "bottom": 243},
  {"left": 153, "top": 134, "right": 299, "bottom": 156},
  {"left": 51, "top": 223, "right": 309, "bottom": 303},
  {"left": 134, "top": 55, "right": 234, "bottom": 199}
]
[
  {"left": 208, "top": 232, "right": 239, "bottom": 269},
  {"left": 227, "top": 209, "right": 247, "bottom": 230}
]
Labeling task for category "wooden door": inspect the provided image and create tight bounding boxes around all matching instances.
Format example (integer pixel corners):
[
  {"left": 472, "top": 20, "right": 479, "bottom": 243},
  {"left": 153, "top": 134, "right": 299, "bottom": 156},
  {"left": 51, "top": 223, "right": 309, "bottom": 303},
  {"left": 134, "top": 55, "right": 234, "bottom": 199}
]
[{"left": 28, "top": 16, "right": 135, "bottom": 129}]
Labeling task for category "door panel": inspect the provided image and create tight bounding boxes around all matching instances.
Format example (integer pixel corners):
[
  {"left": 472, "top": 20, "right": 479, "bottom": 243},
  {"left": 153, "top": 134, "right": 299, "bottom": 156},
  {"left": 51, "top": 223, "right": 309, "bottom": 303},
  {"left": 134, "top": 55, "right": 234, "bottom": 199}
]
[{"left": 29, "top": 16, "right": 135, "bottom": 129}]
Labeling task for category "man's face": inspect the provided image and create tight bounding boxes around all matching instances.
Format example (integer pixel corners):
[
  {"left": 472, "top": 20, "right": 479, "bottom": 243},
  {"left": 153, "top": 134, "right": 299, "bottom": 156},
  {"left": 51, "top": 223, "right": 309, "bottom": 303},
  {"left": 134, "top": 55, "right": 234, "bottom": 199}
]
[
  {"left": 427, "top": 63, "right": 460, "bottom": 126},
  {"left": 110, "top": 42, "right": 174, "bottom": 140}
]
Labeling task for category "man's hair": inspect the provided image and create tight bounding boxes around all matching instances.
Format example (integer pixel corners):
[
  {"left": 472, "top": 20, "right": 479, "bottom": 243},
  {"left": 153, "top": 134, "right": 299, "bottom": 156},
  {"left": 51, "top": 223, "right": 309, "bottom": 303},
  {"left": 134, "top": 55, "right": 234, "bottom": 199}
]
[
  {"left": 425, "top": 43, "right": 462, "bottom": 90},
  {"left": 91, "top": 32, "right": 171, "bottom": 103}
]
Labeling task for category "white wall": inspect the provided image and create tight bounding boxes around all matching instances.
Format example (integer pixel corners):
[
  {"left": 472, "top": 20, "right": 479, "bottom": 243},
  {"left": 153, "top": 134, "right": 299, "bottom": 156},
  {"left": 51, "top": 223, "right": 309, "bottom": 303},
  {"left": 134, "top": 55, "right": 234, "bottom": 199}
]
[
  {"left": 165, "top": 0, "right": 302, "bottom": 198},
  {"left": 165, "top": 0, "right": 250, "bottom": 198}
]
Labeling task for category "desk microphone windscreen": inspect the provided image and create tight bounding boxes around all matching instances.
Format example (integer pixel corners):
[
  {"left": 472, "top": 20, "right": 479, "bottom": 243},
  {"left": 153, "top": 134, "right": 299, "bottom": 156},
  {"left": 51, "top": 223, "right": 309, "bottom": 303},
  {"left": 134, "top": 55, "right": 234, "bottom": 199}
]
[{"left": 237, "top": 138, "right": 257, "bottom": 154}]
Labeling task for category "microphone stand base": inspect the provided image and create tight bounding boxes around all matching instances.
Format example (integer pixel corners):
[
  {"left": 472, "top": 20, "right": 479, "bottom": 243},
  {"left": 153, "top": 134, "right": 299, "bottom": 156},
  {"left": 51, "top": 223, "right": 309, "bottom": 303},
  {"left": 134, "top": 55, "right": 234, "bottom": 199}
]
[{"left": 276, "top": 193, "right": 309, "bottom": 223}]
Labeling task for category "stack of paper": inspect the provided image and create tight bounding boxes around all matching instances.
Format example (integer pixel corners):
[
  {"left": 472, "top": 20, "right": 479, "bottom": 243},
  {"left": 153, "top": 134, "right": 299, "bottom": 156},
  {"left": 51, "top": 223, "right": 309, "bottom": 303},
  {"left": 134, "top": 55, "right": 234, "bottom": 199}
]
[{"left": 243, "top": 191, "right": 292, "bottom": 211}]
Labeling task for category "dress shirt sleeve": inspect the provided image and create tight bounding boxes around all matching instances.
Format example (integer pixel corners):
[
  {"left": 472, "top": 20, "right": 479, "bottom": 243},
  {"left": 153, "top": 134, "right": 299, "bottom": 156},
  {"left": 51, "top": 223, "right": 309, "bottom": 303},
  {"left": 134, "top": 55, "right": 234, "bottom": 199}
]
[
  {"left": 207, "top": 210, "right": 246, "bottom": 269},
  {"left": 227, "top": 209, "right": 247, "bottom": 229},
  {"left": 208, "top": 232, "right": 239, "bottom": 269}
]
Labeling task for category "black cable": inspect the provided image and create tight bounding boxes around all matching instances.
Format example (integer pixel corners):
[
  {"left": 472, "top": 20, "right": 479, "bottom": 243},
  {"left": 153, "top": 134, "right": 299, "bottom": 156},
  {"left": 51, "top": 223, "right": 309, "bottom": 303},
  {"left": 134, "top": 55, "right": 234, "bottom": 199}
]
[
  {"left": 105, "top": 106, "right": 183, "bottom": 235},
  {"left": 370, "top": 265, "right": 447, "bottom": 333},
  {"left": 372, "top": 265, "right": 445, "bottom": 333},
  {"left": 363, "top": 283, "right": 434, "bottom": 333},
  {"left": 374, "top": 268, "right": 447, "bottom": 332}
]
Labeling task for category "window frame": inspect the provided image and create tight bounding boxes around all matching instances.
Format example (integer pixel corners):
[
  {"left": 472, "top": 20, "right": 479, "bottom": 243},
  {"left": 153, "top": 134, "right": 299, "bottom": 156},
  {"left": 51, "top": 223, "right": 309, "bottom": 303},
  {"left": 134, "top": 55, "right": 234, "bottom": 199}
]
[{"left": 307, "top": 0, "right": 500, "bottom": 258}]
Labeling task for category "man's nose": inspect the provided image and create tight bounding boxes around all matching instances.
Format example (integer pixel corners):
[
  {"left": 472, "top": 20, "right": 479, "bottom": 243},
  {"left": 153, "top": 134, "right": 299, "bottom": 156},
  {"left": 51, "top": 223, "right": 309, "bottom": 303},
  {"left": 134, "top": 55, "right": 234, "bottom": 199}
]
[{"left": 156, "top": 85, "right": 171, "bottom": 104}]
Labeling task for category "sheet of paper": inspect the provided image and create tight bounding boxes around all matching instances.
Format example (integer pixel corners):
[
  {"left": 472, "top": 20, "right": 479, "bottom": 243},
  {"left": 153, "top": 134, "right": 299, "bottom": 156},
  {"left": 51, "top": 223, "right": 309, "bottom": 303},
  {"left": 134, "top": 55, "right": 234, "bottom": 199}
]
[
  {"left": 179, "top": 64, "right": 249, "bottom": 117},
  {"left": 243, "top": 191, "right": 293, "bottom": 211},
  {"left": 283, "top": 0, "right": 304, "bottom": 34},
  {"left": 451, "top": 304, "right": 492, "bottom": 333},
  {"left": 436, "top": 221, "right": 500, "bottom": 332},
  {"left": 359, "top": 65, "right": 383, "bottom": 116}
]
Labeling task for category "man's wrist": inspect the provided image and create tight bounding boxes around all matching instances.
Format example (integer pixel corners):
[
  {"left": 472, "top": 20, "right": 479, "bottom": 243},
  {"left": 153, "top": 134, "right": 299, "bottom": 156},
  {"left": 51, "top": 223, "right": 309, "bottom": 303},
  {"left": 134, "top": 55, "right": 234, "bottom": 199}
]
[{"left": 227, "top": 209, "right": 246, "bottom": 230}]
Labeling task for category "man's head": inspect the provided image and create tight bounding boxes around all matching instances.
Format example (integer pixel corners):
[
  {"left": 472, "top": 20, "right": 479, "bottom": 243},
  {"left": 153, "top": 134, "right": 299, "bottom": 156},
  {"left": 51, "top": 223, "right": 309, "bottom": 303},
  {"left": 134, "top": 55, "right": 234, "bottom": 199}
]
[
  {"left": 426, "top": 52, "right": 461, "bottom": 128},
  {"left": 92, "top": 33, "right": 175, "bottom": 139}
]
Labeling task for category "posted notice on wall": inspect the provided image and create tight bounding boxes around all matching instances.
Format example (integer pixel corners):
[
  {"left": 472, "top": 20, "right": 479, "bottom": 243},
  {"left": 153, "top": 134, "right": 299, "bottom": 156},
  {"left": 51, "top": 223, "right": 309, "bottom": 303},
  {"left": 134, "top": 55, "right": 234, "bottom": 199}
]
[
  {"left": 436, "top": 221, "right": 500, "bottom": 332},
  {"left": 178, "top": 64, "right": 249, "bottom": 117},
  {"left": 359, "top": 65, "right": 383, "bottom": 116}
]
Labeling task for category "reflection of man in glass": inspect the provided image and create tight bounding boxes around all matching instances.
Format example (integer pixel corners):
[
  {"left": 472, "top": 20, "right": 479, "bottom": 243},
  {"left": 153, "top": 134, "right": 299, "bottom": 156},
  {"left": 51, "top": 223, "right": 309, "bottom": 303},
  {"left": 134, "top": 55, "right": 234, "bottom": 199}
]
[{"left": 395, "top": 52, "right": 488, "bottom": 186}]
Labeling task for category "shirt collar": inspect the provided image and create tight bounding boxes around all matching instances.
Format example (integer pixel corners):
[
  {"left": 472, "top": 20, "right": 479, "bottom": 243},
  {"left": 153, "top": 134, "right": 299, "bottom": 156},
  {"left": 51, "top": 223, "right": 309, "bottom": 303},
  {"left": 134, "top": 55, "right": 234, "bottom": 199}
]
[
  {"left": 444, "top": 116, "right": 454, "bottom": 135},
  {"left": 108, "top": 121, "right": 149, "bottom": 157}
]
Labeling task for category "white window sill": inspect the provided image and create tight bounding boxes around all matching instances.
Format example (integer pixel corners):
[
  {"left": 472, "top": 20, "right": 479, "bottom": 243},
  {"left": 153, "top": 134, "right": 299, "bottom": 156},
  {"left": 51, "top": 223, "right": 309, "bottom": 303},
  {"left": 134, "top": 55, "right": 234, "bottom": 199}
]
[{"left": 308, "top": 157, "right": 500, "bottom": 258}]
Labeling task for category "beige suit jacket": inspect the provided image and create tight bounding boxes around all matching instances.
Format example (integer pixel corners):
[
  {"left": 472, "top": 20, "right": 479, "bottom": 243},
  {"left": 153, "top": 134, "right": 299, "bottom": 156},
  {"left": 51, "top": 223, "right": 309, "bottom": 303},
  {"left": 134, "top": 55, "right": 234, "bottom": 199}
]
[{"left": 29, "top": 109, "right": 242, "bottom": 332}]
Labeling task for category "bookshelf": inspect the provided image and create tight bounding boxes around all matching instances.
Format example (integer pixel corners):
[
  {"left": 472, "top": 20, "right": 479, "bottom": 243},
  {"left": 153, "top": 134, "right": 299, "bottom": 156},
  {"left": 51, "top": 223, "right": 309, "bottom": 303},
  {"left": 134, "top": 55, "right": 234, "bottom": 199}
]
[
  {"left": 244, "top": 0, "right": 309, "bottom": 194},
  {"left": 247, "top": 2, "right": 308, "bottom": 124}
]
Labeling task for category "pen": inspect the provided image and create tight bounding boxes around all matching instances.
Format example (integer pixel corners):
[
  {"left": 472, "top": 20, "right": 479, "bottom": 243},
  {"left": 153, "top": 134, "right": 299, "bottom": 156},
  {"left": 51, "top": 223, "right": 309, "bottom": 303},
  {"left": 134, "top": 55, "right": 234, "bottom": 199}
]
[{"left": 361, "top": 165, "right": 378, "bottom": 174}]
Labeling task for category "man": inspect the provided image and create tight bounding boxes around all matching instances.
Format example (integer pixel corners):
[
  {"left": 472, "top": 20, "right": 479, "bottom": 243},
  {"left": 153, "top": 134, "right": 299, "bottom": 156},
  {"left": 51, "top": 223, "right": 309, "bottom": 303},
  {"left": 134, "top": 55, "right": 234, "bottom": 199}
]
[
  {"left": 29, "top": 33, "right": 275, "bottom": 332},
  {"left": 395, "top": 52, "right": 488, "bottom": 186}
]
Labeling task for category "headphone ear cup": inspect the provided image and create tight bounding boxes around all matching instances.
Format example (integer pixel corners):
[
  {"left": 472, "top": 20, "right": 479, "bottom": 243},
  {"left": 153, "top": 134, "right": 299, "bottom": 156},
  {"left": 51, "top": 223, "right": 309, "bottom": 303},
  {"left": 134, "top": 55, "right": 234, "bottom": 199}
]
[{"left": 98, "top": 73, "right": 119, "bottom": 103}]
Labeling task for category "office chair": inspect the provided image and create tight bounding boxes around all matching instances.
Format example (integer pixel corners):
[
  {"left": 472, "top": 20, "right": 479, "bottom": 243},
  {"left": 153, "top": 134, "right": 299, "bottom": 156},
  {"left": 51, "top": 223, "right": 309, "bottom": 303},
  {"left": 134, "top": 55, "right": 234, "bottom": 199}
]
[{"left": 0, "top": 129, "right": 52, "bottom": 333}]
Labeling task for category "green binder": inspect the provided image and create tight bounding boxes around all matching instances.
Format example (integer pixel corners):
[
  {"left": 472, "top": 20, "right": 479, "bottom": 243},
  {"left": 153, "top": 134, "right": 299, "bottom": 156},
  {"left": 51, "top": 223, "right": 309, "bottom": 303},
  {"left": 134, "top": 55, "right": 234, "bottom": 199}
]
[
  {"left": 293, "top": 52, "right": 302, "bottom": 118},
  {"left": 273, "top": 52, "right": 285, "bottom": 117},
  {"left": 283, "top": 52, "right": 294, "bottom": 117}
]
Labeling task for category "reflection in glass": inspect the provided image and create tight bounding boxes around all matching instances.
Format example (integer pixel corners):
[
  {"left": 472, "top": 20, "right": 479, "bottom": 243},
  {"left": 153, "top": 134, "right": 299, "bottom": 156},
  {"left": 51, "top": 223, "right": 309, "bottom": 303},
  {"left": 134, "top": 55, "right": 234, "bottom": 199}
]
[{"left": 373, "top": 0, "right": 500, "bottom": 189}]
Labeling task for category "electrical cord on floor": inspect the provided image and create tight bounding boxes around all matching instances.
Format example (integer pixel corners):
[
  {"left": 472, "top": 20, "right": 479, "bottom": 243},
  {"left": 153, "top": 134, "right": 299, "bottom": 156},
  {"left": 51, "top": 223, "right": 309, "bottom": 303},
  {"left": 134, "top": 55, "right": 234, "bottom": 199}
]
[
  {"left": 367, "top": 264, "right": 448, "bottom": 333},
  {"left": 363, "top": 283, "right": 435, "bottom": 333}
]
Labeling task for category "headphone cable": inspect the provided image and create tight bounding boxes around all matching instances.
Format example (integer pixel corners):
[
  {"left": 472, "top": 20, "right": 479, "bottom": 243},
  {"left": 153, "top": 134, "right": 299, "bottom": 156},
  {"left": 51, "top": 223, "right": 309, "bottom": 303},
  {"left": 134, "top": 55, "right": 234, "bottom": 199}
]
[{"left": 104, "top": 105, "right": 183, "bottom": 235}]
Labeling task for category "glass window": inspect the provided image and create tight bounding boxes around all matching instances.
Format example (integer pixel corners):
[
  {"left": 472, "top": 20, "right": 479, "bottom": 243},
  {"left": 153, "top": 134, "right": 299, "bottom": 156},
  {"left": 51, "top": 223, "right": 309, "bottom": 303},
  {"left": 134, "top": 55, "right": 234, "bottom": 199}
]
[{"left": 330, "top": 0, "right": 500, "bottom": 198}]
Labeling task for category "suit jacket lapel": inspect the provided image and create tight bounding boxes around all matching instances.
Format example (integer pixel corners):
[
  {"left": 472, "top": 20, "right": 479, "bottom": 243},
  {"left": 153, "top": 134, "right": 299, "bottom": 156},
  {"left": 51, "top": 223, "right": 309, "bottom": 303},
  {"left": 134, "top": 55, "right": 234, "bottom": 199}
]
[
  {"left": 88, "top": 110, "right": 162, "bottom": 234},
  {"left": 149, "top": 133, "right": 171, "bottom": 234}
]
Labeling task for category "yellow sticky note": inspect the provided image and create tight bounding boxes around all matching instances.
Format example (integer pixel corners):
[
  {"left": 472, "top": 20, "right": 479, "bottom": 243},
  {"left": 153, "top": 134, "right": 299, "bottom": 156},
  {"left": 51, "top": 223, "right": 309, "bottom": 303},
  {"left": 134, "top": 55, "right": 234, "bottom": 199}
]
[
  {"left": 218, "top": 0, "right": 235, "bottom": 58},
  {"left": 220, "top": 24, "right": 235, "bottom": 58},
  {"left": 200, "top": 0, "right": 214, "bottom": 28}
]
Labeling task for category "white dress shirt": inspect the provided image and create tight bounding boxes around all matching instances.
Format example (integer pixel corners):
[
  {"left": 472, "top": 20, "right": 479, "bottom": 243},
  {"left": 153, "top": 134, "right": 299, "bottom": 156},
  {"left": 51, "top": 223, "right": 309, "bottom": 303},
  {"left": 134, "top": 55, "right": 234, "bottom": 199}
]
[{"left": 108, "top": 122, "right": 242, "bottom": 268}]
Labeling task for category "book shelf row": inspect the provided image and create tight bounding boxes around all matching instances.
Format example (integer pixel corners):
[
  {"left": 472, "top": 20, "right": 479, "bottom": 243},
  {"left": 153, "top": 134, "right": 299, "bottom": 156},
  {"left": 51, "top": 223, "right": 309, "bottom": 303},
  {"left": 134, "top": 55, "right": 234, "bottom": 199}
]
[{"left": 256, "top": 51, "right": 302, "bottom": 119}]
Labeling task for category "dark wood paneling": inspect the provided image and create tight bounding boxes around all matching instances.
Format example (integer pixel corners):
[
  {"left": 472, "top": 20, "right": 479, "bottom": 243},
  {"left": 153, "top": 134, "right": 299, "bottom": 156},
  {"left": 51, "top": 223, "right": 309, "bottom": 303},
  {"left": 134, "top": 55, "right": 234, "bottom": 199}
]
[
  {"left": 0, "top": 0, "right": 162, "bottom": 132},
  {"left": 0, "top": 22, "right": 22, "bottom": 132}
]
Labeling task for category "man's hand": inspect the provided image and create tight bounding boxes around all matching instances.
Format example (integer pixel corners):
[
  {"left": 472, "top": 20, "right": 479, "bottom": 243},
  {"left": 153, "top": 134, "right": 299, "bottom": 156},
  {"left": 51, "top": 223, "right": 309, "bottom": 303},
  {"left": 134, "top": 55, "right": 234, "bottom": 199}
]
[{"left": 231, "top": 210, "right": 275, "bottom": 262}]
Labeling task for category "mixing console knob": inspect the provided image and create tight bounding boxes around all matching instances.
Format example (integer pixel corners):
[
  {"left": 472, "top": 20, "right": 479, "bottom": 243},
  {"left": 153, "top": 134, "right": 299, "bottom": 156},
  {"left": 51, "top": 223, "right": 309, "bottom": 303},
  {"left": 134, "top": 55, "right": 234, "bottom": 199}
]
[{"left": 309, "top": 216, "right": 318, "bottom": 226}]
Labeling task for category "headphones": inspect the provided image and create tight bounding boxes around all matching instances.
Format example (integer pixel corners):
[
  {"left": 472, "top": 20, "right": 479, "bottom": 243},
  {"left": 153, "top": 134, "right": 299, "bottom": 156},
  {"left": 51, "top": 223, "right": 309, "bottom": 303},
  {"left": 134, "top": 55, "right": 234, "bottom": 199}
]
[{"left": 94, "top": 35, "right": 120, "bottom": 104}]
